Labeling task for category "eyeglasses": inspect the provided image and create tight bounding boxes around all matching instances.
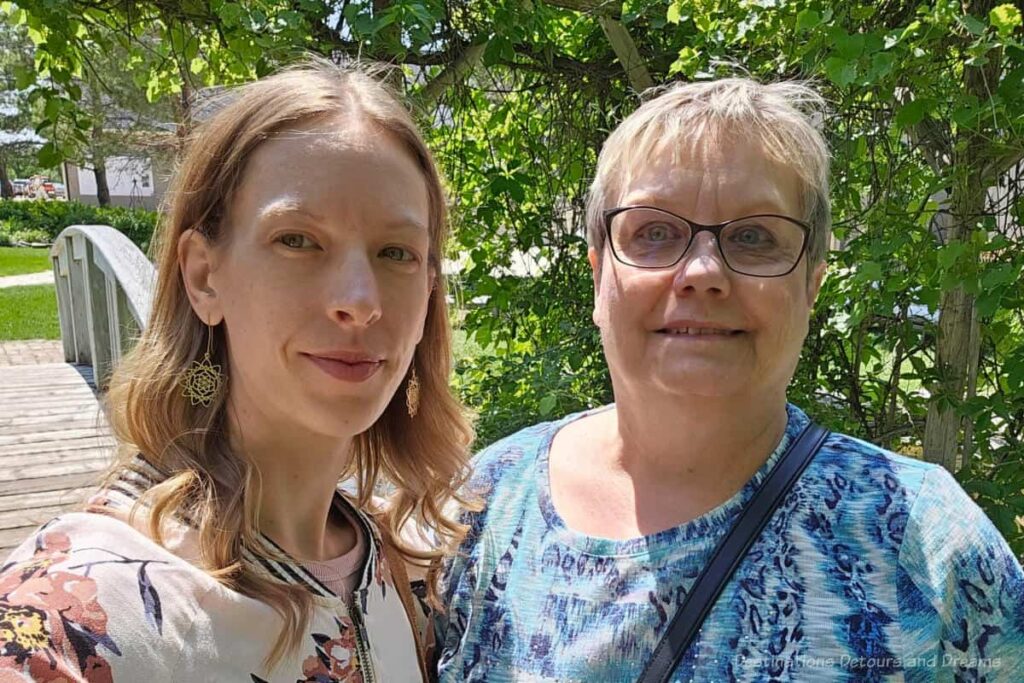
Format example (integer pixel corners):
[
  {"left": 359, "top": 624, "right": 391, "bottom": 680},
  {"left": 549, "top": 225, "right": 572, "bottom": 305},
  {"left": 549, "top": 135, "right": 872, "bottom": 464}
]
[{"left": 603, "top": 206, "right": 810, "bottom": 277}]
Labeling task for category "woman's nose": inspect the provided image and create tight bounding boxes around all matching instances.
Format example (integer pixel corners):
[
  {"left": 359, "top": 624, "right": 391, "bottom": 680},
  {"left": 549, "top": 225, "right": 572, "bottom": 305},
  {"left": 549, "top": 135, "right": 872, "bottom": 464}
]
[
  {"left": 327, "top": 252, "right": 383, "bottom": 327},
  {"left": 671, "top": 233, "right": 732, "bottom": 296}
]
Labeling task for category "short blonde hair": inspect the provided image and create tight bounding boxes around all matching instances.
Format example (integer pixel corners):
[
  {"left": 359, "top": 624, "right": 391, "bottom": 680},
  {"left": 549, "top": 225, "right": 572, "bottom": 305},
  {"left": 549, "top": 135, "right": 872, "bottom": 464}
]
[
  {"left": 103, "top": 57, "right": 473, "bottom": 669},
  {"left": 586, "top": 78, "right": 832, "bottom": 265}
]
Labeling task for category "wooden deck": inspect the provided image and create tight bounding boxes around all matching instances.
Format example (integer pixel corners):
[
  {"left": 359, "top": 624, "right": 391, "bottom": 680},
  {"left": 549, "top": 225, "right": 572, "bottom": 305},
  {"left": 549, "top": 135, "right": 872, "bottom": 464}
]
[{"left": 0, "top": 358, "right": 113, "bottom": 557}]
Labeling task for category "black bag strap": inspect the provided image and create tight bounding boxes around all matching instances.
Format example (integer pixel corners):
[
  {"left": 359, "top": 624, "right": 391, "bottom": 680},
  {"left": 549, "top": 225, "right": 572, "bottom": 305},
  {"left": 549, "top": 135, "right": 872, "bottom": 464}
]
[{"left": 637, "top": 421, "right": 830, "bottom": 683}]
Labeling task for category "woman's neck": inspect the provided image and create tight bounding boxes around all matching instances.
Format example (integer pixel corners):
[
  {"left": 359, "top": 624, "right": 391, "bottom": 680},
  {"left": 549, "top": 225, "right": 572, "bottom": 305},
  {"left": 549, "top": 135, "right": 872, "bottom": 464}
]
[
  {"left": 550, "top": 385, "right": 791, "bottom": 540},
  {"left": 606, "top": 389, "right": 790, "bottom": 485},
  {"left": 610, "top": 389, "right": 789, "bottom": 490},
  {"left": 226, "top": 396, "right": 357, "bottom": 562}
]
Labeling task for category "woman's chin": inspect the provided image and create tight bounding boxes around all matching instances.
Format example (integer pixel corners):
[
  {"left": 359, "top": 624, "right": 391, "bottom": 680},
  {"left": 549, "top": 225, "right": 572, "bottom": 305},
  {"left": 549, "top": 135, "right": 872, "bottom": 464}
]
[
  {"left": 652, "top": 368, "right": 750, "bottom": 399},
  {"left": 296, "top": 398, "right": 391, "bottom": 439}
]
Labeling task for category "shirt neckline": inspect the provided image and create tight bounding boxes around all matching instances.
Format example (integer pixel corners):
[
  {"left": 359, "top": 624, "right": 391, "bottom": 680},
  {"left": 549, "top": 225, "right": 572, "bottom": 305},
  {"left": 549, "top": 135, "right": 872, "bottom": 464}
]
[
  {"left": 108, "top": 456, "right": 384, "bottom": 602},
  {"left": 534, "top": 403, "right": 809, "bottom": 558}
]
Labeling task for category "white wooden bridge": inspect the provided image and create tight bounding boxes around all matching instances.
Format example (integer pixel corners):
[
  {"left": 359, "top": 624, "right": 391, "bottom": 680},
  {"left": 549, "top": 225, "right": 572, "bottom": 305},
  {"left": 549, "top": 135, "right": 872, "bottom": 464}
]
[{"left": 0, "top": 225, "right": 153, "bottom": 557}]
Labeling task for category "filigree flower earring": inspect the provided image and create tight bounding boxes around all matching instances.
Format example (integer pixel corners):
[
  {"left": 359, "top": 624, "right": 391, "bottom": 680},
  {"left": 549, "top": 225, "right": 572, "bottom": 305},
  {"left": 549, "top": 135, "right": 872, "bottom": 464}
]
[
  {"left": 182, "top": 319, "right": 224, "bottom": 407},
  {"left": 406, "top": 366, "right": 420, "bottom": 418}
]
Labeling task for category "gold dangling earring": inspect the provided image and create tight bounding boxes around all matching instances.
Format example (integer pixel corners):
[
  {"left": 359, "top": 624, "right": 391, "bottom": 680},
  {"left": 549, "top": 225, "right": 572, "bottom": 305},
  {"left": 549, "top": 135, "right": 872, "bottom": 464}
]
[
  {"left": 182, "top": 318, "right": 224, "bottom": 407},
  {"left": 405, "top": 366, "right": 420, "bottom": 418}
]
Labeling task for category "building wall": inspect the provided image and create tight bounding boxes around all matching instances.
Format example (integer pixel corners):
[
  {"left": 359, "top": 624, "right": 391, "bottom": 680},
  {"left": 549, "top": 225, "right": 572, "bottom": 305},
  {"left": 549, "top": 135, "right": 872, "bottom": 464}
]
[{"left": 64, "top": 156, "right": 168, "bottom": 212}]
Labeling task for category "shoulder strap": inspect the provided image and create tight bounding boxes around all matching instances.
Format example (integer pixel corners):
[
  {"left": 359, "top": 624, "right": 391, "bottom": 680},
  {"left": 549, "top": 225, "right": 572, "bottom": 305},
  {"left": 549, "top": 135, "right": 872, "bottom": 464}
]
[
  {"left": 377, "top": 521, "right": 432, "bottom": 683},
  {"left": 637, "top": 422, "right": 829, "bottom": 683}
]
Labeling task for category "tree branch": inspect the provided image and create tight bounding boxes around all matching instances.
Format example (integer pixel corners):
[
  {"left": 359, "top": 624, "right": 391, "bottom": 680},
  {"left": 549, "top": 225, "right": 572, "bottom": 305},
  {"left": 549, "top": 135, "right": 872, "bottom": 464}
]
[{"left": 417, "top": 42, "right": 488, "bottom": 107}]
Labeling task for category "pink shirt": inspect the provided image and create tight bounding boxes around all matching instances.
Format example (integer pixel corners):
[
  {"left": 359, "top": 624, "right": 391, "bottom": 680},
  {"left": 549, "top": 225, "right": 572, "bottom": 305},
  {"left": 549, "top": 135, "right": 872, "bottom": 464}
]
[{"left": 299, "top": 498, "right": 368, "bottom": 601}]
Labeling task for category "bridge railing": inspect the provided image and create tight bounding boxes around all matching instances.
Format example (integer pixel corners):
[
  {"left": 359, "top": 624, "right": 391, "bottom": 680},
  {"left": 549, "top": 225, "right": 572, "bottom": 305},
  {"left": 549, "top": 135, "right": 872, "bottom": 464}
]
[{"left": 50, "top": 225, "right": 154, "bottom": 389}]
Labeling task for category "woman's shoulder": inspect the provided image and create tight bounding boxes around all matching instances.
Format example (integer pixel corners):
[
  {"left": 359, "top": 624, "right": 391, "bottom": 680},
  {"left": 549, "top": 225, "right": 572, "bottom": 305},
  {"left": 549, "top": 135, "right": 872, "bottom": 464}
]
[
  {"left": 0, "top": 512, "right": 219, "bottom": 679},
  {"left": 819, "top": 428, "right": 942, "bottom": 488},
  {"left": 811, "top": 426, "right": 1022, "bottom": 576},
  {"left": 468, "top": 406, "right": 608, "bottom": 495}
]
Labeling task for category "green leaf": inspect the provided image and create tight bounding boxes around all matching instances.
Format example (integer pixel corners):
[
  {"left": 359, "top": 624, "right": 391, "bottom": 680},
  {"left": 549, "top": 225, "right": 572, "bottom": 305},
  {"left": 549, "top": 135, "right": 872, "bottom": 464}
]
[
  {"left": 835, "top": 33, "right": 865, "bottom": 60},
  {"left": 37, "top": 142, "right": 60, "bottom": 167},
  {"left": 824, "top": 57, "right": 857, "bottom": 87},
  {"left": 669, "top": 46, "right": 700, "bottom": 77},
  {"left": 539, "top": 394, "right": 557, "bottom": 416},
  {"left": 867, "top": 52, "right": 895, "bottom": 81},
  {"left": 895, "top": 99, "right": 930, "bottom": 128},
  {"left": 990, "top": 4, "right": 1022, "bottom": 36},
  {"left": 937, "top": 243, "right": 966, "bottom": 270},
  {"left": 43, "top": 97, "right": 61, "bottom": 121},
  {"left": 218, "top": 2, "right": 244, "bottom": 27},
  {"left": 566, "top": 160, "right": 584, "bottom": 185},
  {"left": 13, "top": 65, "right": 36, "bottom": 90},
  {"left": 666, "top": 2, "right": 682, "bottom": 25},
  {"left": 961, "top": 14, "right": 988, "bottom": 36},
  {"left": 190, "top": 57, "right": 206, "bottom": 75},
  {"left": 859, "top": 261, "right": 883, "bottom": 282},
  {"left": 796, "top": 9, "right": 821, "bottom": 31},
  {"left": 982, "top": 264, "right": 1019, "bottom": 289},
  {"left": 694, "top": 15, "right": 716, "bottom": 33}
]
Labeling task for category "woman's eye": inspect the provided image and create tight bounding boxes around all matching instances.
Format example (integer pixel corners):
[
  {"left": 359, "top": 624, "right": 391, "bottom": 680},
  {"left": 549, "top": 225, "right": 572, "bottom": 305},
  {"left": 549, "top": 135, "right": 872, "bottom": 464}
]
[
  {"left": 637, "top": 223, "right": 678, "bottom": 242},
  {"left": 380, "top": 246, "right": 417, "bottom": 262},
  {"left": 277, "top": 233, "right": 318, "bottom": 250},
  {"left": 730, "top": 227, "right": 773, "bottom": 246}
]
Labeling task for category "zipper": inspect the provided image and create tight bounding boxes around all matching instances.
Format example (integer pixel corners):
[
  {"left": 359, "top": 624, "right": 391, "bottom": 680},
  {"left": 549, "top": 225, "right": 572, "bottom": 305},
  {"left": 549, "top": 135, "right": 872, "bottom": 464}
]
[{"left": 347, "top": 595, "right": 376, "bottom": 683}]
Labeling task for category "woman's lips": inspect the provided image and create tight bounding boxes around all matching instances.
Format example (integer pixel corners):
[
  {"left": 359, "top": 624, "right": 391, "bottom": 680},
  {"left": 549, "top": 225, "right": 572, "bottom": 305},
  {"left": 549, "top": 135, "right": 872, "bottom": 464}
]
[{"left": 304, "top": 354, "right": 384, "bottom": 383}]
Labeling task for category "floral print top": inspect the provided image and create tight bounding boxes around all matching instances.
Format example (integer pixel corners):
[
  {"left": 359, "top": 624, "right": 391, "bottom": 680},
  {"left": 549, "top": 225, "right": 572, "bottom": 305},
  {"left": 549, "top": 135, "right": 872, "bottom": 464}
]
[
  {"left": 436, "top": 404, "right": 1024, "bottom": 682},
  {"left": 0, "top": 456, "right": 427, "bottom": 682}
]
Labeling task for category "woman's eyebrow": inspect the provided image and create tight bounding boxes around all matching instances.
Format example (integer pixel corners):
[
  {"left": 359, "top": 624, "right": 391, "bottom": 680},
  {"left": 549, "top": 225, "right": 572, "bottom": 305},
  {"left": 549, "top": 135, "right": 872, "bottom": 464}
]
[
  {"left": 382, "top": 217, "right": 429, "bottom": 234},
  {"left": 257, "top": 200, "right": 324, "bottom": 223}
]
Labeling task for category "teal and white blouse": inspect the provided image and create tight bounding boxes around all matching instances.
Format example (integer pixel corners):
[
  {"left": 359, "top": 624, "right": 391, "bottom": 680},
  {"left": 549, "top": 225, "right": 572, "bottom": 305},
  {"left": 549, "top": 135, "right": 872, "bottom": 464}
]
[{"left": 437, "top": 404, "right": 1024, "bottom": 682}]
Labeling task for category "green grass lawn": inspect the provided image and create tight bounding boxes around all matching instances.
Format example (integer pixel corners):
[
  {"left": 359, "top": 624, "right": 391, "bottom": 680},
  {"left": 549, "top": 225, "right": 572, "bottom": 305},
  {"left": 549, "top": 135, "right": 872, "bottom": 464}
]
[
  {"left": 0, "top": 247, "right": 51, "bottom": 277},
  {"left": 0, "top": 285, "right": 60, "bottom": 340}
]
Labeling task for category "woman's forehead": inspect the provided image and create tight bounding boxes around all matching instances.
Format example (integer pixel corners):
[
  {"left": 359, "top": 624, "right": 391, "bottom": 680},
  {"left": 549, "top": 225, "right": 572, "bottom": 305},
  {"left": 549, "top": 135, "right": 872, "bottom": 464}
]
[{"left": 614, "top": 136, "right": 804, "bottom": 215}]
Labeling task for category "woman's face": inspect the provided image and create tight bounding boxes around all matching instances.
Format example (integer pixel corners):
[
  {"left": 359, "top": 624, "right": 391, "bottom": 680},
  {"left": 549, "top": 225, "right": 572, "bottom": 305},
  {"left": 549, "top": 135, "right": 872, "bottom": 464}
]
[
  {"left": 188, "top": 115, "right": 433, "bottom": 440},
  {"left": 589, "top": 137, "right": 825, "bottom": 403}
]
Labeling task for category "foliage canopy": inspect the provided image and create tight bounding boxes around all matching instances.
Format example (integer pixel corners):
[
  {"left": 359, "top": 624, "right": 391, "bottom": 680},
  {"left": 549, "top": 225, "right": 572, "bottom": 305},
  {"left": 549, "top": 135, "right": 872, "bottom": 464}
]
[{"left": 4, "top": 0, "right": 1023, "bottom": 554}]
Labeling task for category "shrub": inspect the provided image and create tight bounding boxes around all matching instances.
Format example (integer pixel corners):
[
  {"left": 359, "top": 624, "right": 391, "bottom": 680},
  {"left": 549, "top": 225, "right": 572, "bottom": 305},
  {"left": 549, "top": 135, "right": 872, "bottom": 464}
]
[{"left": 0, "top": 200, "right": 157, "bottom": 252}]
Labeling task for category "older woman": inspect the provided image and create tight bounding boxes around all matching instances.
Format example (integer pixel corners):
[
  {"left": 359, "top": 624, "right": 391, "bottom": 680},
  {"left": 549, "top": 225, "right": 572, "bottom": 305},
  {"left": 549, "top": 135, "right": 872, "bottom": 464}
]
[{"left": 437, "top": 79, "right": 1024, "bottom": 682}]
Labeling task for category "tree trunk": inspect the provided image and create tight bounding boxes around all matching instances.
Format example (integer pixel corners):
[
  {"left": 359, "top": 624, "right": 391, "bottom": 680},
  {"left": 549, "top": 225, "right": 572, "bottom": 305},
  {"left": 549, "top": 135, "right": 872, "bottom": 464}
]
[
  {"left": 921, "top": 0, "right": 998, "bottom": 473},
  {"left": 0, "top": 155, "right": 13, "bottom": 199},
  {"left": 93, "top": 156, "right": 110, "bottom": 206},
  {"left": 921, "top": 148, "right": 987, "bottom": 472},
  {"left": 923, "top": 286, "right": 977, "bottom": 471},
  {"left": 174, "top": 56, "right": 193, "bottom": 152}
]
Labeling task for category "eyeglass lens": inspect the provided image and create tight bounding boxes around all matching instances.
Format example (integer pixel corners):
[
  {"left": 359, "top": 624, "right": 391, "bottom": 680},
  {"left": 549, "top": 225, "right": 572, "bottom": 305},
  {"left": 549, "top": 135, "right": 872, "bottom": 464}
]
[{"left": 609, "top": 207, "right": 806, "bottom": 276}]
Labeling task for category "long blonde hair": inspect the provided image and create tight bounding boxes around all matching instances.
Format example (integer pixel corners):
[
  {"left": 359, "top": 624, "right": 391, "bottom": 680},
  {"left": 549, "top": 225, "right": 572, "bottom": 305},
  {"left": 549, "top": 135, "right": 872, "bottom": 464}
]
[{"left": 102, "top": 58, "right": 473, "bottom": 668}]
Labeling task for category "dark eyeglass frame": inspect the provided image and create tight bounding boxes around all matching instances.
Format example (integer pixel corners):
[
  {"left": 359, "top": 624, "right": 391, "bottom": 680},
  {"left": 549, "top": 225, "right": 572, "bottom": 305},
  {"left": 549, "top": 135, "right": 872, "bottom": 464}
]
[{"left": 603, "top": 205, "right": 811, "bottom": 278}]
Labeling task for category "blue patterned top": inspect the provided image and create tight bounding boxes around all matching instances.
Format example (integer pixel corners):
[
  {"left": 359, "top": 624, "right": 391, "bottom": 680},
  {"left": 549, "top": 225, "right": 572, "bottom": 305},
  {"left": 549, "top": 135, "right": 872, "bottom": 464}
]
[{"left": 436, "top": 404, "right": 1024, "bottom": 682}]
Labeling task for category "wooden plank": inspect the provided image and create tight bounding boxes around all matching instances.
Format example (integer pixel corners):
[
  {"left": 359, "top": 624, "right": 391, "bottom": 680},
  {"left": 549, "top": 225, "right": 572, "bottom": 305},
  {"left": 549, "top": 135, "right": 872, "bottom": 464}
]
[
  {"left": 0, "top": 457, "right": 111, "bottom": 483},
  {"left": 0, "top": 471, "right": 106, "bottom": 496},
  {"left": 0, "top": 386, "right": 97, "bottom": 400},
  {"left": 0, "top": 437, "right": 116, "bottom": 458},
  {"left": 0, "top": 369, "right": 93, "bottom": 383},
  {"left": 0, "top": 360, "right": 107, "bottom": 543},
  {"left": 0, "top": 400, "right": 101, "bottom": 415},
  {"left": 0, "top": 427, "right": 113, "bottom": 447},
  {"left": 0, "top": 487, "right": 92, "bottom": 513},
  {"left": 0, "top": 410, "right": 104, "bottom": 427},
  {"left": 0, "top": 362, "right": 92, "bottom": 375},
  {"left": 0, "top": 505, "right": 76, "bottom": 531},
  {"left": 0, "top": 525, "right": 41, "bottom": 555},
  {"left": 1, "top": 448, "right": 114, "bottom": 471},
  {"left": 1, "top": 418, "right": 107, "bottom": 437}
]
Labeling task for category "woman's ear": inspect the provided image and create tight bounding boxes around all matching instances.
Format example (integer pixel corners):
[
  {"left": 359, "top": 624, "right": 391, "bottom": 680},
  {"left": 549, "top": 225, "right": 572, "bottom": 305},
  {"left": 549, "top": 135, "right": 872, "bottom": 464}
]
[
  {"left": 178, "top": 228, "right": 224, "bottom": 325},
  {"left": 807, "top": 260, "right": 827, "bottom": 306}
]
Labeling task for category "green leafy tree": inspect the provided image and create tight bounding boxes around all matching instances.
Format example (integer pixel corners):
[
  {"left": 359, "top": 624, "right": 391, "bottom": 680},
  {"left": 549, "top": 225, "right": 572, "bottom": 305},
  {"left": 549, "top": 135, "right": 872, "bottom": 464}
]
[
  {"left": 11, "top": 0, "right": 1024, "bottom": 555},
  {"left": 0, "top": 13, "right": 41, "bottom": 197}
]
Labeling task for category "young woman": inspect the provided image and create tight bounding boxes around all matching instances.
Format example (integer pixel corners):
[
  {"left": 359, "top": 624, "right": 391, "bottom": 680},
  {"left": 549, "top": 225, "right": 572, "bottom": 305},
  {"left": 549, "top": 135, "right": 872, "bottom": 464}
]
[{"left": 0, "top": 60, "right": 472, "bottom": 682}]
